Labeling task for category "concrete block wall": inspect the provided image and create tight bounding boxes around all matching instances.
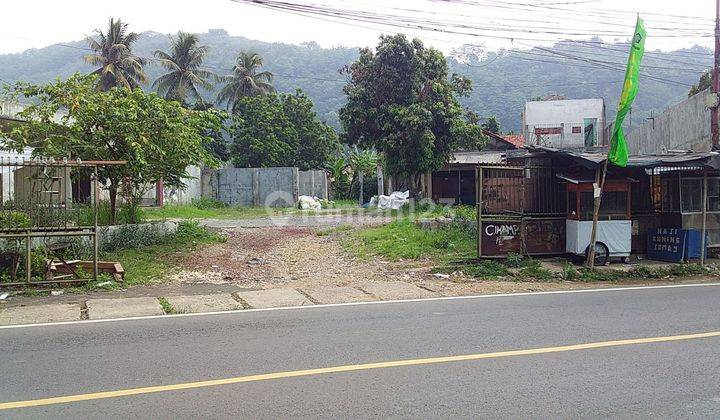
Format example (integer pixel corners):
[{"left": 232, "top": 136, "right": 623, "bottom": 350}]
[
  {"left": 298, "top": 170, "right": 328, "bottom": 199},
  {"left": 211, "top": 166, "right": 326, "bottom": 207},
  {"left": 625, "top": 88, "right": 712, "bottom": 155}
]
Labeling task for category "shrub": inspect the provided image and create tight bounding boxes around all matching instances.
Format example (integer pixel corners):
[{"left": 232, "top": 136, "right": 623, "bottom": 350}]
[
  {"left": 99, "top": 223, "right": 172, "bottom": 252},
  {"left": 0, "top": 211, "right": 31, "bottom": 229},
  {"left": 72, "top": 201, "right": 144, "bottom": 226},
  {"left": 561, "top": 262, "right": 579, "bottom": 281},
  {"left": 505, "top": 252, "right": 524, "bottom": 268}
]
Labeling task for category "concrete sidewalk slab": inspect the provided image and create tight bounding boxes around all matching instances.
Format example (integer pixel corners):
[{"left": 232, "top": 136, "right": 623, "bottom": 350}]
[
  {"left": 302, "top": 287, "right": 376, "bottom": 304},
  {"left": 87, "top": 297, "right": 164, "bottom": 319},
  {"left": 237, "top": 288, "right": 313, "bottom": 309},
  {"left": 359, "top": 281, "right": 439, "bottom": 300},
  {"left": 0, "top": 303, "right": 81, "bottom": 325},
  {"left": 166, "top": 294, "right": 243, "bottom": 313}
]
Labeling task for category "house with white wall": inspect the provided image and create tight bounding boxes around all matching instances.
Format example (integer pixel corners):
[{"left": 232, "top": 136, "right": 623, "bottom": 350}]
[{"left": 522, "top": 97, "right": 606, "bottom": 149}]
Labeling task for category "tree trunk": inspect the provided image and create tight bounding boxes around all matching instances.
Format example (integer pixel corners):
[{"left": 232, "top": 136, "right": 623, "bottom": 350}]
[
  {"left": 358, "top": 171, "right": 364, "bottom": 206},
  {"left": 108, "top": 183, "right": 118, "bottom": 226}
]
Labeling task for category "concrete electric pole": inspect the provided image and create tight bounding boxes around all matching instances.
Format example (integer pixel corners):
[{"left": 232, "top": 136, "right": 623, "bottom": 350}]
[{"left": 713, "top": 0, "right": 720, "bottom": 148}]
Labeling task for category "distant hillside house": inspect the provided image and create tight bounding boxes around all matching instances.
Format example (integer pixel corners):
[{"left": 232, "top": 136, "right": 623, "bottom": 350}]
[
  {"left": 522, "top": 98, "right": 606, "bottom": 149},
  {"left": 421, "top": 130, "right": 520, "bottom": 205}
]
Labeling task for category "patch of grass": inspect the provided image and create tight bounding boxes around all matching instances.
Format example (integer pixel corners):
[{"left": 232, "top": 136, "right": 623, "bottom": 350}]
[
  {"left": 627, "top": 265, "right": 669, "bottom": 279},
  {"left": 517, "top": 259, "right": 555, "bottom": 281},
  {"left": 578, "top": 268, "right": 623, "bottom": 282},
  {"left": 102, "top": 221, "right": 225, "bottom": 286},
  {"left": 347, "top": 218, "right": 475, "bottom": 261},
  {"left": 158, "top": 297, "right": 173, "bottom": 314},
  {"left": 316, "top": 224, "right": 355, "bottom": 237},
  {"left": 141, "top": 205, "right": 278, "bottom": 220},
  {"left": 669, "top": 263, "right": 707, "bottom": 277},
  {"left": 459, "top": 260, "right": 509, "bottom": 279}
]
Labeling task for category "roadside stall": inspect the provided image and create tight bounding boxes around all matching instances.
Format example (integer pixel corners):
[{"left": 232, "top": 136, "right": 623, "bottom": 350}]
[{"left": 559, "top": 174, "right": 633, "bottom": 265}]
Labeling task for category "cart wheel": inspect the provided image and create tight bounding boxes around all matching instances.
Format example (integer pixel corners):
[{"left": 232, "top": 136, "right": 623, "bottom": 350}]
[{"left": 585, "top": 242, "right": 610, "bottom": 266}]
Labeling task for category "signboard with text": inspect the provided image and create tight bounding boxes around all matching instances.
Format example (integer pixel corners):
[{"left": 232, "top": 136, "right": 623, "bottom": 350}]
[{"left": 646, "top": 228, "right": 705, "bottom": 262}]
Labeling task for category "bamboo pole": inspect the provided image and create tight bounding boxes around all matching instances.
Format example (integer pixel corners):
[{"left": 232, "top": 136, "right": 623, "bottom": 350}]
[
  {"left": 586, "top": 157, "right": 610, "bottom": 268},
  {"left": 701, "top": 169, "right": 708, "bottom": 265}
]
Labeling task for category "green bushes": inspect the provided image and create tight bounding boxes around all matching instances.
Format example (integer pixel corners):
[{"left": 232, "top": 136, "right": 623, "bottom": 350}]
[
  {"left": 0, "top": 211, "right": 31, "bottom": 229},
  {"left": 72, "top": 201, "right": 144, "bottom": 226},
  {"left": 100, "top": 220, "right": 222, "bottom": 253}
]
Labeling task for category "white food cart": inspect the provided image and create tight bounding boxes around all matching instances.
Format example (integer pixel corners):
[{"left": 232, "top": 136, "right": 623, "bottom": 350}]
[{"left": 561, "top": 174, "right": 633, "bottom": 264}]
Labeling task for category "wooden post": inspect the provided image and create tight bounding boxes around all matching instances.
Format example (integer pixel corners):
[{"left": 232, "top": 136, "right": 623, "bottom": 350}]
[
  {"left": 477, "top": 167, "right": 483, "bottom": 259},
  {"left": 93, "top": 165, "right": 99, "bottom": 281},
  {"left": 587, "top": 157, "right": 610, "bottom": 268},
  {"left": 701, "top": 169, "right": 708, "bottom": 265},
  {"left": 358, "top": 171, "right": 364, "bottom": 206}
]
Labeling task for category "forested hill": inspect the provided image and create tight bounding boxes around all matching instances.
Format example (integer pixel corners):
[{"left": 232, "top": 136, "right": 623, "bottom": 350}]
[{"left": 0, "top": 29, "right": 712, "bottom": 132}]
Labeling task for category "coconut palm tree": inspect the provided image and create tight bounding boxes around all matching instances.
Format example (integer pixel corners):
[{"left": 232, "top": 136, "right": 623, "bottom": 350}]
[
  {"left": 216, "top": 51, "right": 274, "bottom": 111},
  {"left": 152, "top": 32, "right": 216, "bottom": 103},
  {"left": 84, "top": 18, "right": 147, "bottom": 90}
]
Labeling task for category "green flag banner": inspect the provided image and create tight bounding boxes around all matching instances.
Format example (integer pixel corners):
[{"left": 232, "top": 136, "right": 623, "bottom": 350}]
[{"left": 609, "top": 16, "right": 646, "bottom": 167}]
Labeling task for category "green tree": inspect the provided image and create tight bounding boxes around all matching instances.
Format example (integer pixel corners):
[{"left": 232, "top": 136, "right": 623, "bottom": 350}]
[
  {"left": 6, "top": 74, "right": 222, "bottom": 223},
  {"left": 688, "top": 71, "right": 712, "bottom": 97},
  {"left": 229, "top": 90, "right": 338, "bottom": 170},
  {"left": 84, "top": 18, "right": 147, "bottom": 90},
  {"left": 482, "top": 116, "right": 500, "bottom": 133},
  {"left": 217, "top": 51, "right": 275, "bottom": 111},
  {"left": 340, "top": 34, "right": 484, "bottom": 195},
  {"left": 328, "top": 155, "right": 350, "bottom": 199},
  {"left": 153, "top": 32, "right": 216, "bottom": 103}
]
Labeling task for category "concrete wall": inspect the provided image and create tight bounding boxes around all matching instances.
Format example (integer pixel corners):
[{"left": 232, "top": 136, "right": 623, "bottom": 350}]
[
  {"left": 523, "top": 98, "right": 606, "bottom": 148},
  {"left": 624, "top": 89, "right": 712, "bottom": 155},
  {"left": 257, "top": 167, "right": 298, "bottom": 207},
  {"left": 214, "top": 167, "right": 255, "bottom": 206},
  {"left": 298, "top": 170, "right": 328, "bottom": 199},
  {"left": 211, "top": 166, "right": 326, "bottom": 207},
  {"left": 164, "top": 165, "right": 202, "bottom": 205}
]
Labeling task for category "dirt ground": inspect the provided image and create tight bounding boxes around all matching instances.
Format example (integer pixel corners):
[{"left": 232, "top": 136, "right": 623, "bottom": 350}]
[{"left": 162, "top": 226, "right": 715, "bottom": 296}]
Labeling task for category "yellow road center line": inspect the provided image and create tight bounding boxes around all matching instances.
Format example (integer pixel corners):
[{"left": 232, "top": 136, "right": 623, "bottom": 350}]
[{"left": 2, "top": 330, "right": 719, "bottom": 411}]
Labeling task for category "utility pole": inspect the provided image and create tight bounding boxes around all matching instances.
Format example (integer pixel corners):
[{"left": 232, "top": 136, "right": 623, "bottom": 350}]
[{"left": 713, "top": 0, "right": 720, "bottom": 148}]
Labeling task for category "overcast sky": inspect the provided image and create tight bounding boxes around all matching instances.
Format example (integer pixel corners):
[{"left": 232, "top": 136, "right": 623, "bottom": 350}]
[{"left": 1, "top": 0, "right": 715, "bottom": 55}]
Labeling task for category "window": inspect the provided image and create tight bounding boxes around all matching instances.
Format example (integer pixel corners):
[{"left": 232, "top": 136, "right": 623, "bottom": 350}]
[
  {"left": 708, "top": 178, "right": 720, "bottom": 211},
  {"left": 568, "top": 191, "right": 577, "bottom": 217},
  {"left": 572, "top": 126, "right": 582, "bottom": 134},
  {"left": 583, "top": 118, "right": 598, "bottom": 147},
  {"left": 579, "top": 191, "right": 628, "bottom": 220},
  {"left": 681, "top": 178, "right": 702, "bottom": 212},
  {"left": 661, "top": 176, "right": 679, "bottom": 212}
]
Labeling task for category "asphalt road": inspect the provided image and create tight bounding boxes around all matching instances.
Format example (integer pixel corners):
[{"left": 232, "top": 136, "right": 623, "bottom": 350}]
[{"left": 2, "top": 284, "right": 720, "bottom": 418}]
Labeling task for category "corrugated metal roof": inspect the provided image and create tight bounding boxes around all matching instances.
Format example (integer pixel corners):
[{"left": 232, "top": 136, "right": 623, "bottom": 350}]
[
  {"left": 522, "top": 145, "right": 720, "bottom": 169},
  {"left": 449, "top": 151, "right": 505, "bottom": 165}
]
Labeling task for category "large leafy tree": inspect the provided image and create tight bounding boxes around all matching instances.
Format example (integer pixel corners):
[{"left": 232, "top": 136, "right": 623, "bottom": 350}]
[
  {"left": 153, "top": 32, "right": 216, "bottom": 103},
  {"left": 340, "top": 34, "right": 484, "bottom": 195},
  {"left": 229, "top": 90, "right": 338, "bottom": 170},
  {"left": 84, "top": 18, "right": 147, "bottom": 90},
  {"left": 5, "top": 74, "right": 223, "bottom": 223},
  {"left": 217, "top": 51, "right": 275, "bottom": 111}
]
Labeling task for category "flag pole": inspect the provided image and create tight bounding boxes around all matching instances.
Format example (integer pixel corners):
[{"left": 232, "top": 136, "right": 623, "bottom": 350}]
[
  {"left": 586, "top": 15, "right": 645, "bottom": 269},
  {"left": 586, "top": 146, "right": 610, "bottom": 268}
]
